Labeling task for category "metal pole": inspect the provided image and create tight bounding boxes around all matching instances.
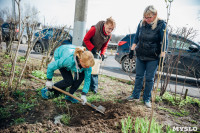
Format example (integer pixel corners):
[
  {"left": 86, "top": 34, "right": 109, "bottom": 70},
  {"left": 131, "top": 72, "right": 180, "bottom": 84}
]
[
  {"left": 72, "top": 0, "right": 88, "bottom": 46},
  {"left": 12, "top": 0, "right": 16, "bottom": 22},
  {"left": 44, "top": 16, "right": 45, "bottom": 28}
]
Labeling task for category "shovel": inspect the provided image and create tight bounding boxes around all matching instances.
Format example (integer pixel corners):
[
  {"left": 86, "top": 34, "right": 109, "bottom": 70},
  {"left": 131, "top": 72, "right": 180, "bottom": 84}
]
[{"left": 28, "top": 74, "right": 106, "bottom": 114}]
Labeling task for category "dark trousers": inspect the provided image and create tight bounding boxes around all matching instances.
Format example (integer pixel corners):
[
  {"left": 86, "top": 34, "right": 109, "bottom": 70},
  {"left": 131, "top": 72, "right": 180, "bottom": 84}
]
[
  {"left": 50, "top": 68, "right": 85, "bottom": 96},
  {"left": 90, "top": 74, "right": 98, "bottom": 91},
  {"left": 132, "top": 58, "right": 158, "bottom": 102}
]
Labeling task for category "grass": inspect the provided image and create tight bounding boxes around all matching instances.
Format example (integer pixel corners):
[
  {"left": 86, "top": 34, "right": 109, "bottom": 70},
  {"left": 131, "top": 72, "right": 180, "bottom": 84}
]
[
  {"left": 17, "top": 103, "right": 35, "bottom": 114},
  {"left": 87, "top": 93, "right": 105, "bottom": 102},
  {"left": 158, "top": 107, "right": 189, "bottom": 117},
  {"left": 32, "top": 70, "right": 47, "bottom": 80},
  {"left": 0, "top": 81, "right": 8, "bottom": 90},
  {"left": 121, "top": 116, "right": 167, "bottom": 133},
  {"left": 165, "top": 125, "right": 176, "bottom": 133},
  {"left": 13, "top": 118, "right": 25, "bottom": 125},
  {"left": 135, "top": 117, "right": 163, "bottom": 133},
  {"left": 0, "top": 107, "right": 11, "bottom": 119},
  {"left": 60, "top": 114, "right": 71, "bottom": 125},
  {"left": 17, "top": 56, "right": 26, "bottom": 62},
  {"left": 157, "top": 91, "right": 200, "bottom": 108},
  {"left": 53, "top": 95, "right": 66, "bottom": 107},
  {"left": 188, "top": 119, "right": 197, "bottom": 124},
  {"left": 121, "top": 115, "right": 134, "bottom": 133},
  {"left": 13, "top": 89, "right": 25, "bottom": 97}
]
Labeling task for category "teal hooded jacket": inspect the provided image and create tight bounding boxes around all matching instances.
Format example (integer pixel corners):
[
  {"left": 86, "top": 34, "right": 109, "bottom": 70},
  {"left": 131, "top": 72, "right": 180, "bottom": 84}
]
[{"left": 46, "top": 45, "right": 92, "bottom": 94}]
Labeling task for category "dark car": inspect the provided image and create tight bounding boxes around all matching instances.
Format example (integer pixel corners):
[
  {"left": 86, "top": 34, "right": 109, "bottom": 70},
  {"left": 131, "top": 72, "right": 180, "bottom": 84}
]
[
  {"left": 115, "top": 34, "right": 200, "bottom": 78},
  {"left": 1, "top": 22, "right": 40, "bottom": 44},
  {"left": 115, "top": 34, "right": 136, "bottom": 73},
  {"left": 1, "top": 22, "right": 18, "bottom": 42},
  {"left": 33, "top": 28, "right": 73, "bottom": 54}
]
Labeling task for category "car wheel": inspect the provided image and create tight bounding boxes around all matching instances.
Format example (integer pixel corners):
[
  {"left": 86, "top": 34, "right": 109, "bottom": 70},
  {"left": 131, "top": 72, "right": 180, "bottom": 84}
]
[
  {"left": 34, "top": 42, "right": 43, "bottom": 54},
  {"left": 21, "top": 36, "right": 27, "bottom": 44},
  {"left": 122, "top": 56, "right": 136, "bottom": 73}
]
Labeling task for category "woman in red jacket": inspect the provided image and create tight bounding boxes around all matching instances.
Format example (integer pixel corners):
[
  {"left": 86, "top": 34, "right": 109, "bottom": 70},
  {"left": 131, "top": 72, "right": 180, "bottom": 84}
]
[{"left": 83, "top": 17, "right": 116, "bottom": 94}]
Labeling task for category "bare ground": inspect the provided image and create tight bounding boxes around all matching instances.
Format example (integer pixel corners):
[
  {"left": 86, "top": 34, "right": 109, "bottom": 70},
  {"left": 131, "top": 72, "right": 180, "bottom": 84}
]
[{"left": 0, "top": 52, "right": 199, "bottom": 133}]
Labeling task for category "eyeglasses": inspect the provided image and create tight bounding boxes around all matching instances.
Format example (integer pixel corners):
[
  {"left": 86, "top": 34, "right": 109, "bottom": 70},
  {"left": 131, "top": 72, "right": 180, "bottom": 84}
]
[{"left": 144, "top": 16, "right": 153, "bottom": 20}]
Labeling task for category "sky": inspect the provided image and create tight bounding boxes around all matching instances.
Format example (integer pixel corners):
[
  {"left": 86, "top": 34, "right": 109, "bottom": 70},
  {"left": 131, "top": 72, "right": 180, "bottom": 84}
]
[{"left": 0, "top": 0, "right": 200, "bottom": 41}]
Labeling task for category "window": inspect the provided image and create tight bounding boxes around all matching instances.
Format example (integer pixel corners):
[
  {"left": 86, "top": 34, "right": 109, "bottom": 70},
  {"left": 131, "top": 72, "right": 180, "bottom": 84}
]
[{"left": 169, "top": 36, "right": 190, "bottom": 50}]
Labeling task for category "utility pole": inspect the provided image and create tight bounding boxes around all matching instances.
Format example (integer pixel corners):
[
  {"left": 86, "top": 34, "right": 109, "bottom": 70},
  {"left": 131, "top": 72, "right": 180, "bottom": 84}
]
[
  {"left": 12, "top": 0, "right": 16, "bottom": 22},
  {"left": 72, "top": 0, "right": 88, "bottom": 46},
  {"left": 44, "top": 16, "right": 45, "bottom": 28}
]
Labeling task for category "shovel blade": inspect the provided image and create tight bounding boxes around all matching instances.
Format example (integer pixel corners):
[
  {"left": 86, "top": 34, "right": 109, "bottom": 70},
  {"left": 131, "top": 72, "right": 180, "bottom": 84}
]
[{"left": 97, "top": 105, "right": 106, "bottom": 114}]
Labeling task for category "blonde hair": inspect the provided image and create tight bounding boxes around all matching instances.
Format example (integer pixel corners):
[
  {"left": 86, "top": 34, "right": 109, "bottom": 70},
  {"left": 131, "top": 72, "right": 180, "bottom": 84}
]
[
  {"left": 141, "top": 5, "right": 159, "bottom": 30},
  {"left": 74, "top": 47, "right": 95, "bottom": 67},
  {"left": 105, "top": 17, "right": 116, "bottom": 28},
  {"left": 143, "top": 5, "right": 157, "bottom": 17}
]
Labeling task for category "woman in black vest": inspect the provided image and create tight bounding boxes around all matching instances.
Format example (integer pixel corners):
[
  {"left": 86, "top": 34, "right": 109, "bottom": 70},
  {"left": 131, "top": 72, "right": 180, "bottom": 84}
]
[{"left": 127, "top": 5, "right": 168, "bottom": 108}]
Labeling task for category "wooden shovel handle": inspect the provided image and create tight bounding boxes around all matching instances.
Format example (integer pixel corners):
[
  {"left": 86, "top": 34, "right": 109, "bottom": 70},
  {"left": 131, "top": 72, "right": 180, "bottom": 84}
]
[{"left": 28, "top": 74, "right": 96, "bottom": 109}]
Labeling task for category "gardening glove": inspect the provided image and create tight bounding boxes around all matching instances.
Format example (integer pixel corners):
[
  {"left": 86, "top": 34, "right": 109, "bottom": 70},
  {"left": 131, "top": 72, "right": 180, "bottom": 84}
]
[
  {"left": 129, "top": 50, "right": 134, "bottom": 59},
  {"left": 91, "top": 47, "right": 97, "bottom": 55},
  {"left": 45, "top": 80, "right": 53, "bottom": 89},
  {"left": 81, "top": 95, "right": 87, "bottom": 105},
  {"left": 101, "top": 54, "right": 105, "bottom": 61}
]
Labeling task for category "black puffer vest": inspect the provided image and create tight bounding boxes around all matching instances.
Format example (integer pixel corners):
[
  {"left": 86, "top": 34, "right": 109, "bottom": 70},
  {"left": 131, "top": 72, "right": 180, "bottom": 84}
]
[
  {"left": 135, "top": 20, "right": 165, "bottom": 61},
  {"left": 83, "top": 21, "right": 110, "bottom": 52}
]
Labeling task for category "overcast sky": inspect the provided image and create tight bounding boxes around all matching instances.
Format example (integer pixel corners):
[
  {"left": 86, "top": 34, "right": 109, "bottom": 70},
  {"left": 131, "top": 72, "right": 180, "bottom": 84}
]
[{"left": 0, "top": 0, "right": 200, "bottom": 41}]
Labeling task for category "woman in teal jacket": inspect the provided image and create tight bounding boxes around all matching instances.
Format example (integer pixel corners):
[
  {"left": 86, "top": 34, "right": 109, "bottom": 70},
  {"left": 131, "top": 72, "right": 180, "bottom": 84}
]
[{"left": 42, "top": 45, "right": 95, "bottom": 104}]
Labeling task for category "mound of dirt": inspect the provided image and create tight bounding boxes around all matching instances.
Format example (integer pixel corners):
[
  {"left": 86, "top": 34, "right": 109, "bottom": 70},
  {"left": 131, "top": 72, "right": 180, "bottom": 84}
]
[{"left": 1, "top": 100, "right": 142, "bottom": 133}]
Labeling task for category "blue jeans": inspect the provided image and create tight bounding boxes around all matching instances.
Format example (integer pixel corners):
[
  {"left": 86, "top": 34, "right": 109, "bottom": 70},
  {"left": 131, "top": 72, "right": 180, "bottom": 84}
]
[
  {"left": 132, "top": 58, "right": 158, "bottom": 102},
  {"left": 90, "top": 53, "right": 100, "bottom": 92},
  {"left": 90, "top": 75, "right": 98, "bottom": 91}
]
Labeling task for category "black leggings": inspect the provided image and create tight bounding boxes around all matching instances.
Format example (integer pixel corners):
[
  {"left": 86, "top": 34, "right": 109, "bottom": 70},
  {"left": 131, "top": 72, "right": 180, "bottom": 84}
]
[{"left": 50, "top": 67, "right": 85, "bottom": 96}]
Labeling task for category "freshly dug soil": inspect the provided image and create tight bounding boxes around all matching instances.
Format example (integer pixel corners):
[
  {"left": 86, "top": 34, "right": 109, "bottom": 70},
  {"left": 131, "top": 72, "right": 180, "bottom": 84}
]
[{"left": 0, "top": 52, "right": 199, "bottom": 133}]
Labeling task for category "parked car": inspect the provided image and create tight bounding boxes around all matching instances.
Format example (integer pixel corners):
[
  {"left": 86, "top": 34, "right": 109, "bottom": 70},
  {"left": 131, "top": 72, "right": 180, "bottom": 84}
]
[
  {"left": 115, "top": 34, "right": 200, "bottom": 78},
  {"left": 33, "top": 28, "right": 73, "bottom": 54},
  {"left": 115, "top": 34, "right": 136, "bottom": 73},
  {"left": 1, "top": 22, "right": 42, "bottom": 44},
  {"left": 1, "top": 22, "right": 18, "bottom": 42},
  {"left": 16, "top": 23, "right": 43, "bottom": 44}
]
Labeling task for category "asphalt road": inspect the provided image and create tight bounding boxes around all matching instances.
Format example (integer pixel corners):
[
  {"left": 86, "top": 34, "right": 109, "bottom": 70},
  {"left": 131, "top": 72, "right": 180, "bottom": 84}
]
[{"left": 1, "top": 42, "right": 200, "bottom": 98}]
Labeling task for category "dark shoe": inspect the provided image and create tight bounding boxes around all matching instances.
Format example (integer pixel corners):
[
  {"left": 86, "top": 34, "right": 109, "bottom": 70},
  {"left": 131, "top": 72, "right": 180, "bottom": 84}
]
[
  {"left": 127, "top": 95, "right": 134, "bottom": 101},
  {"left": 65, "top": 96, "right": 79, "bottom": 103},
  {"left": 90, "top": 89, "right": 97, "bottom": 94},
  {"left": 127, "top": 95, "right": 139, "bottom": 102},
  {"left": 93, "top": 90, "right": 97, "bottom": 94}
]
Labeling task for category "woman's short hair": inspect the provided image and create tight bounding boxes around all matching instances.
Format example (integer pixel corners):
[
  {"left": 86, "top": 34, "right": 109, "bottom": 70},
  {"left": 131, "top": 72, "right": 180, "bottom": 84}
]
[
  {"left": 105, "top": 17, "right": 116, "bottom": 28},
  {"left": 143, "top": 5, "right": 157, "bottom": 17},
  {"left": 74, "top": 47, "right": 95, "bottom": 67}
]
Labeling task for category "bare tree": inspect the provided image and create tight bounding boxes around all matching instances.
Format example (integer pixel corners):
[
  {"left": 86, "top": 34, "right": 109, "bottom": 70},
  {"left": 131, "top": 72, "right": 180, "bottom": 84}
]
[
  {"left": 160, "top": 26, "right": 198, "bottom": 96},
  {"left": 0, "top": 0, "right": 42, "bottom": 96},
  {"left": 0, "top": 10, "right": 4, "bottom": 46},
  {"left": 12, "top": 3, "right": 41, "bottom": 89},
  {"left": 44, "top": 26, "right": 72, "bottom": 66},
  {"left": 8, "top": 0, "right": 25, "bottom": 92},
  {"left": 16, "top": 18, "right": 41, "bottom": 89}
]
